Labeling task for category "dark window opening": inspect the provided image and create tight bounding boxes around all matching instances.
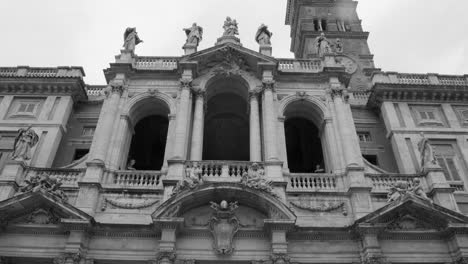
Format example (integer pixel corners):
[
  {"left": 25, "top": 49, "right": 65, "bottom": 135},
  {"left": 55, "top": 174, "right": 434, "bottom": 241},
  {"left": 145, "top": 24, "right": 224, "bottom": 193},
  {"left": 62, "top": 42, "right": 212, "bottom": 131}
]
[
  {"left": 285, "top": 117, "right": 323, "bottom": 173},
  {"left": 203, "top": 93, "right": 249, "bottom": 161},
  {"left": 321, "top": 19, "right": 327, "bottom": 31},
  {"left": 364, "top": 154, "right": 378, "bottom": 166},
  {"left": 73, "top": 149, "right": 89, "bottom": 161},
  {"left": 313, "top": 19, "right": 320, "bottom": 31},
  {"left": 128, "top": 115, "right": 168, "bottom": 170}
]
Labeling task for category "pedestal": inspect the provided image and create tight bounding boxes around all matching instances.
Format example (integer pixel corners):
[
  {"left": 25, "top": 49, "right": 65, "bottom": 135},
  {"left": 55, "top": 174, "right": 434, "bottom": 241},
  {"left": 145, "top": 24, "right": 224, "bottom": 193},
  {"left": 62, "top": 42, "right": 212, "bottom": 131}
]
[
  {"left": 259, "top": 45, "right": 272, "bottom": 56},
  {"left": 0, "top": 160, "right": 27, "bottom": 201},
  {"left": 215, "top": 36, "right": 242, "bottom": 46},
  {"left": 182, "top": 43, "right": 197, "bottom": 55},
  {"left": 424, "top": 165, "right": 459, "bottom": 211},
  {"left": 115, "top": 49, "right": 135, "bottom": 63}
]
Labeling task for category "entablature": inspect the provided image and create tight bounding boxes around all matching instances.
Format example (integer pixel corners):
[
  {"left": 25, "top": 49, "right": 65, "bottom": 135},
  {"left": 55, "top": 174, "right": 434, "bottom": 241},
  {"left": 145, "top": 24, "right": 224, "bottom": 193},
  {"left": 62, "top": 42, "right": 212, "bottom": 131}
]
[
  {"left": 0, "top": 66, "right": 87, "bottom": 102},
  {"left": 368, "top": 72, "right": 468, "bottom": 108}
]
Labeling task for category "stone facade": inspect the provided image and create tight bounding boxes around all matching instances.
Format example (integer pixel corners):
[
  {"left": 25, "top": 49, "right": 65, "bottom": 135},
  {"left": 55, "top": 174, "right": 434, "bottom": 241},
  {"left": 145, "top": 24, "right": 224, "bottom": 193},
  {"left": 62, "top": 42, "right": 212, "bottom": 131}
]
[{"left": 0, "top": 1, "right": 468, "bottom": 263}]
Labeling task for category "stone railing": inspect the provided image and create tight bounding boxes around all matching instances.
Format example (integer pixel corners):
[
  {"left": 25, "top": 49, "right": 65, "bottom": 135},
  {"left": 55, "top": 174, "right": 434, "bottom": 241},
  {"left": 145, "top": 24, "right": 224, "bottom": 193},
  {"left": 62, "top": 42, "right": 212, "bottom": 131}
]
[
  {"left": 86, "top": 85, "right": 105, "bottom": 97},
  {"left": 448, "top": 181, "right": 466, "bottom": 192},
  {"left": 372, "top": 72, "right": 468, "bottom": 86},
  {"left": 366, "top": 174, "right": 425, "bottom": 193},
  {"left": 23, "top": 167, "right": 85, "bottom": 187},
  {"left": 0, "top": 66, "right": 85, "bottom": 79},
  {"left": 278, "top": 59, "right": 323, "bottom": 73},
  {"left": 285, "top": 173, "right": 344, "bottom": 192},
  {"left": 103, "top": 170, "right": 164, "bottom": 189},
  {"left": 186, "top": 161, "right": 256, "bottom": 181},
  {"left": 135, "top": 57, "right": 179, "bottom": 70}
]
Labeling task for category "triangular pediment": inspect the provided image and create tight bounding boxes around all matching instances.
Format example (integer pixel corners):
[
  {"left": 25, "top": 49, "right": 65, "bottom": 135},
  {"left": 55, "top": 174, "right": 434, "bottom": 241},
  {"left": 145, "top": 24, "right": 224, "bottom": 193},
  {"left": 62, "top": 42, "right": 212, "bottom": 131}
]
[
  {"left": 0, "top": 190, "right": 94, "bottom": 227},
  {"left": 356, "top": 194, "right": 468, "bottom": 231},
  {"left": 179, "top": 43, "right": 277, "bottom": 77}
]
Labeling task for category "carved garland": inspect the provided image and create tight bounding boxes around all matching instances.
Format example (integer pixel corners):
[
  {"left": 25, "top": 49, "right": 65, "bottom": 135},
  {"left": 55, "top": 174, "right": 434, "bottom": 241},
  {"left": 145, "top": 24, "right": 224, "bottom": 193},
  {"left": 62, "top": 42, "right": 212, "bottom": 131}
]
[
  {"left": 102, "top": 198, "right": 160, "bottom": 211},
  {"left": 290, "top": 201, "right": 347, "bottom": 215}
]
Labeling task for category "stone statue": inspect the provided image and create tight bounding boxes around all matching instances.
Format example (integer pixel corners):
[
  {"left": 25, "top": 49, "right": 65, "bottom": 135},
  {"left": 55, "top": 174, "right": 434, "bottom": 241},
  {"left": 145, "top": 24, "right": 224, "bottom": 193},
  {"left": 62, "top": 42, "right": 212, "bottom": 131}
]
[
  {"left": 334, "top": 38, "right": 343, "bottom": 53},
  {"left": 11, "top": 126, "right": 39, "bottom": 161},
  {"left": 123, "top": 27, "right": 143, "bottom": 52},
  {"left": 255, "top": 24, "right": 273, "bottom": 45},
  {"left": 183, "top": 23, "right": 203, "bottom": 46},
  {"left": 387, "top": 178, "right": 431, "bottom": 203},
  {"left": 387, "top": 180, "right": 409, "bottom": 203},
  {"left": 223, "top": 17, "right": 239, "bottom": 36},
  {"left": 409, "top": 178, "right": 430, "bottom": 201},
  {"left": 241, "top": 163, "right": 273, "bottom": 193},
  {"left": 314, "top": 33, "right": 332, "bottom": 57},
  {"left": 172, "top": 162, "right": 203, "bottom": 196},
  {"left": 417, "top": 133, "right": 437, "bottom": 169}
]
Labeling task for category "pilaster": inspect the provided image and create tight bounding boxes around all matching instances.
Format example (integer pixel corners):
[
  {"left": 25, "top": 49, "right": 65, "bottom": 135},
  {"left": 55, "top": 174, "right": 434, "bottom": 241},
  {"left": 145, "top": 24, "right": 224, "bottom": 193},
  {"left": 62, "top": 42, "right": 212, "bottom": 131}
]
[
  {"left": 425, "top": 166, "right": 459, "bottom": 211},
  {"left": 153, "top": 218, "right": 184, "bottom": 264},
  {"left": 0, "top": 161, "right": 26, "bottom": 201}
]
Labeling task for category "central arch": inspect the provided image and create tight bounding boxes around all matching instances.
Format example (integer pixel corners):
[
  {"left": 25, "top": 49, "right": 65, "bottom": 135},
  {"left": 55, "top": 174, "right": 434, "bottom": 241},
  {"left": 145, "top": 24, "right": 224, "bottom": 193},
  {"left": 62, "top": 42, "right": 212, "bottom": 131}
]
[{"left": 203, "top": 77, "right": 250, "bottom": 161}]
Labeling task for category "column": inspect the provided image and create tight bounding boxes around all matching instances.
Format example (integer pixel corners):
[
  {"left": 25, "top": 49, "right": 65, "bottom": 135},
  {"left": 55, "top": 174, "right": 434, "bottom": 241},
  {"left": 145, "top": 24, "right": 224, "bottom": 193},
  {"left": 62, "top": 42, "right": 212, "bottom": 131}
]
[
  {"left": 277, "top": 116, "right": 288, "bottom": 170},
  {"left": 190, "top": 91, "right": 205, "bottom": 160},
  {"left": 249, "top": 92, "right": 262, "bottom": 162},
  {"left": 171, "top": 79, "right": 192, "bottom": 160},
  {"left": 162, "top": 114, "right": 176, "bottom": 170},
  {"left": 89, "top": 84, "right": 123, "bottom": 163},
  {"left": 323, "top": 119, "right": 340, "bottom": 173},
  {"left": 262, "top": 81, "right": 279, "bottom": 161},
  {"left": 107, "top": 115, "right": 131, "bottom": 170},
  {"left": 333, "top": 93, "right": 357, "bottom": 167}
]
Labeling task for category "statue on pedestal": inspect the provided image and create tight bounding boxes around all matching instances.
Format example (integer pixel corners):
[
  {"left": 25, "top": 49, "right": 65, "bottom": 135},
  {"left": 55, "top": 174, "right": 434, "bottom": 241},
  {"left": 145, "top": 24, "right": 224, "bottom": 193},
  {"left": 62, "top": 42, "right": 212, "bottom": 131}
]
[
  {"left": 11, "top": 126, "right": 39, "bottom": 161},
  {"left": 123, "top": 27, "right": 143, "bottom": 52},
  {"left": 183, "top": 23, "right": 203, "bottom": 46},
  {"left": 172, "top": 162, "right": 203, "bottom": 196},
  {"left": 334, "top": 38, "right": 343, "bottom": 53},
  {"left": 255, "top": 24, "right": 273, "bottom": 45},
  {"left": 223, "top": 17, "right": 239, "bottom": 36},
  {"left": 417, "top": 133, "right": 437, "bottom": 170},
  {"left": 314, "top": 33, "right": 332, "bottom": 57}
]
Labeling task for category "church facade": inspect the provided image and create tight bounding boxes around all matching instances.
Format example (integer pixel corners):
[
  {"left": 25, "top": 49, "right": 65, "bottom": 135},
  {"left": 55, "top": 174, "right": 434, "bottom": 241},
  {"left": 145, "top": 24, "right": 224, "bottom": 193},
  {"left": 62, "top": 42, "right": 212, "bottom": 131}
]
[{"left": 1, "top": 0, "right": 468, "bottom": 263}]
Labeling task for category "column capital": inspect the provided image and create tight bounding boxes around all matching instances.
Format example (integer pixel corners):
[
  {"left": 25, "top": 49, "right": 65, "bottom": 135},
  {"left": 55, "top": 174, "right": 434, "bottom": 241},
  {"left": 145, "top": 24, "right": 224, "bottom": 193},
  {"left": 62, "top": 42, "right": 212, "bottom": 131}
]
[
  {"left": 168, "top": 114, "right": 177, "bottom": 121},
  {"left": 249, "top": 89, "right": 262, "bottom": 100},
  {"left": 262, "top": 79, "right": 276, "bottom": 92},
  {"left": 179, "top": 78, "right": 193, "bottom": 90},
  {"left": 278, "top": 116, "right": 286, "bottom": 122},
  {"left": 155, "top": 250, "right": 176, "bottom": 264},
  {"left": 104, "top": 84, "right": 125, "bottom": 97},
  {"left": 327, "top": 87, "right": 349, "bottom": 103}
]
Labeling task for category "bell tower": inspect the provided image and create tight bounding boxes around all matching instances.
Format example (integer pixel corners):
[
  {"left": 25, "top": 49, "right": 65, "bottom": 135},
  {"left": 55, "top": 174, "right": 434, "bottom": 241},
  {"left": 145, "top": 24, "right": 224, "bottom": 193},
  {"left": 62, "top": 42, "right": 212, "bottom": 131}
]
[{"left": 285, "top": 0, "right": 376, "bottom": 89}]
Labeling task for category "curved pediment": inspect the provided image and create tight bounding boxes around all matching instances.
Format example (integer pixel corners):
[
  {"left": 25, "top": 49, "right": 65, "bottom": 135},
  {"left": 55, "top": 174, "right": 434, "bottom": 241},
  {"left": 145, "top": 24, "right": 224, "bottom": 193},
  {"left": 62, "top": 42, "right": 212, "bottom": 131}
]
[{"left": 152, "top": 182, "right": 296, "bottom": 223}]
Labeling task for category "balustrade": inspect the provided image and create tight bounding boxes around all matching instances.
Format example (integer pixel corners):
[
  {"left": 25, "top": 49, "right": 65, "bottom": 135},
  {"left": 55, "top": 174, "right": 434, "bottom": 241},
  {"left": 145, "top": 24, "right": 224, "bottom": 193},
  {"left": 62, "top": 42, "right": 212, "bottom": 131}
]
[
  {"left": 86, "top": 86, "right": 105, "bottom": 97},
  {"left": 135, "top": 57, "right": 178, "bottom": 70},
  {"left": 286, "top": 173, "right": 343, "bottom": 192},
  {"left": 278, "top": 59, "right": 322, "bottom": 73},
  {"left": 0, "top": 67, "right": 84, "bottom": 78},
  {"left": 186, "top": 161, "right": 259, "bottom": 181},
  {"left": 438, "top": 76, "right": 468, "bottom": 86},
  {"left": 105, "top": 170, "right": 163, "bottom": 188},
  {"left": 449, "top": 181, "right": 466, "bottom": 192}
]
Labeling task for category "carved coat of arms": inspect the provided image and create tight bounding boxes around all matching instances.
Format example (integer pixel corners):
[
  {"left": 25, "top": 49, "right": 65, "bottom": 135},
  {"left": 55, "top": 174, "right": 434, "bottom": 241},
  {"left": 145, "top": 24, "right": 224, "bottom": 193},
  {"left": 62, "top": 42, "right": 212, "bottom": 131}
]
[{"left": 208, "top": 200, "right": 239, "bottom": 255}]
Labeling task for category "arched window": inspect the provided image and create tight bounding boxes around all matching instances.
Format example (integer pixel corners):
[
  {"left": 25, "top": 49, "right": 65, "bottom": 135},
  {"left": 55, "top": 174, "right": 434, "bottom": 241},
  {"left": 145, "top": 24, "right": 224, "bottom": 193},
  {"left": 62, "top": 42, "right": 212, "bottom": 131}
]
[
  {"left": 203, "top": 77, "right": 249, "bottom": 161},
  {"left": 283, "top": 100, "right": 326, "bottom": 173},
  {"left": 125, "top": 97, "right": 171, "bottom": 171}
]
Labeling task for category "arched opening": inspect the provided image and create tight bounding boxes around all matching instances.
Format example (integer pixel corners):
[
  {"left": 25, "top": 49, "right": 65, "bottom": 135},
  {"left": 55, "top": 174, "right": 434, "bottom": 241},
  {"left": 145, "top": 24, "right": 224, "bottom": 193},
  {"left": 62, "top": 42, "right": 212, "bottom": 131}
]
[
  {"left": 284, "top": 100, "right": 325, "bottom": 173},
  {"left": 203, "top": 77, "right": 249, "bottom": 161},
  {"left": 128, "top": 115, "right": 168, "bottom": 170},
  {"left": 126, "top": 96, "right": 171, "bottom": 171}
]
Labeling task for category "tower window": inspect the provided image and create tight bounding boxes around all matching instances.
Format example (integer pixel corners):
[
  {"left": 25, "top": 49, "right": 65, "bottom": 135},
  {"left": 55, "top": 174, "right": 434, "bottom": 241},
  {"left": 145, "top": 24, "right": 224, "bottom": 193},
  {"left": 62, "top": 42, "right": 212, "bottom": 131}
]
[
  {"left": 313, "top": 19, "right": 320, "bottom": 31},
  {"left": 358, "top": 132, "right": 372, "bottom": 142},
  {"left": 321, "top": 19, "right": 327, "bottom": 31}
]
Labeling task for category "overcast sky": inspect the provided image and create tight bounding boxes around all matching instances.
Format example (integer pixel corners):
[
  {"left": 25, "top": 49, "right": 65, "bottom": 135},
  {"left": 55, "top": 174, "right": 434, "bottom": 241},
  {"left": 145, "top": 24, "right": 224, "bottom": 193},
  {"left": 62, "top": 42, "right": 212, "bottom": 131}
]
[{"left": 1, "top": 0, "right": 467, "bottom": 84}]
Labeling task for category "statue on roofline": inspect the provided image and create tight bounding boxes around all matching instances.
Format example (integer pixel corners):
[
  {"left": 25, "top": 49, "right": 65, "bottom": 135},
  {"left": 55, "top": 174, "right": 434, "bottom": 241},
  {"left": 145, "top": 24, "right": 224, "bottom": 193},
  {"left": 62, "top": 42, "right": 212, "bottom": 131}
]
[
  {"left": 223, "top": 16, "right": 239, "bottom": 36},
  {"left": 123, "top": 27, "right": 143, "bottom": 52},
  {"left": 255, "top": 24, "right": 273, "bottom": 45},
  {"left": 183, "top": 23, "right": 203, "bottom": 47}
]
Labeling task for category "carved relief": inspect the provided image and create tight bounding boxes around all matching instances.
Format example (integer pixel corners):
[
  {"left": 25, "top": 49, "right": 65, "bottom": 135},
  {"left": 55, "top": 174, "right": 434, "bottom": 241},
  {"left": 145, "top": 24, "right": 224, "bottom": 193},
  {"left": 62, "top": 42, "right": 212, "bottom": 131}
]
[
  {"left": 16, "top": 173, "right": 68, "bottom": 202},
  {"left": 200, "top": 47, "right": 250, "bottom": 76},
  {"left": 156, "top": 251, "right": 176, "bottom": 264},
  {"left": 208, "top": 200, "right": 240, "bottom": 255},
  {"left": 252, "top": 253, "right": 296, "bottom": 264},
  {"left": 386, "top": 214, "right": 434, "bottom": 231},
  {"left": 387, "top": 178, "right": 431, "bottom": 203},
  {"left": 290, "top": 200, "right": 348, "bottom": 215},
  {"left": 26, "top": 208, "right": 60, "bottom": 224},
  {"left": 101, "top": 193, "right": 160, "bottom": 211},
  {"left": 53, "top": 252, "right": 82, "bottom": 264},
  {"left": 240, "top": 163, "right": 278, "bottom": 198},
  {"left": 172, "top": 162, "right": 204, "bottom": 197},
  {"left": 362, "top": 255, "right": 389, "bottom": 264}
]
